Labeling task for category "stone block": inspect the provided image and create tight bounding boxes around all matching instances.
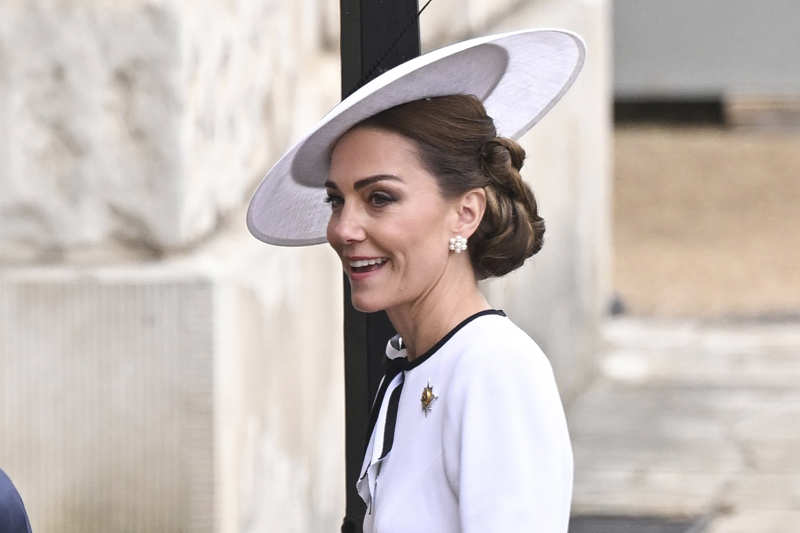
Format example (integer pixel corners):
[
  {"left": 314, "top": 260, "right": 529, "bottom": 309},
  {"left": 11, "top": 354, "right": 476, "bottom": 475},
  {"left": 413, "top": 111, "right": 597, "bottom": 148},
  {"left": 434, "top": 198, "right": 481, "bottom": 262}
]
[
  {"left": 0, "top": 274, "right": 216, "bottom": 532},
  {"left": 0, "top": 223, "right": 346, "bottom": 533},
  {"left": 420, "top": 0, "right": 527, "bottom": 48},
  {"left": 0, "top": 0, "right": 338, "bottom": 262}
]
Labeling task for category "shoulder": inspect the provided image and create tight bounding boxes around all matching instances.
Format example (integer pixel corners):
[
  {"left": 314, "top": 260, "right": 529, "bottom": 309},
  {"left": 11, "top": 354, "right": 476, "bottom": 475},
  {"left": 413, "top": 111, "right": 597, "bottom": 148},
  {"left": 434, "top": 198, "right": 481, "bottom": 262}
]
[
  {"left": 0, "top": 469, "right": 32, "bottom": 533},
  {"left": 451, "top": 312, "right": 554, "bottom": 384},
  {"left": 442, "top": 313, "right": 564, "bottom": 426},
  {"left": 441, "top": 315, "right": 573, "bottom": 532},
  {"left": 0, "top": 468, "right": 19, "bottom": 501},
  {"left": 447, "top": 315, "right": 564, "bottom": 431}
]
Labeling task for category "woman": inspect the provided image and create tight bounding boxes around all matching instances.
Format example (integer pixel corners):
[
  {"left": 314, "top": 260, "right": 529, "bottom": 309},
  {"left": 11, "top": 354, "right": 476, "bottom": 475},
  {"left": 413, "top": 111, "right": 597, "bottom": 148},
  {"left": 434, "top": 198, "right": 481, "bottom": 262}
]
[{"left": 247, "top": 30, "right": 585, "bottom": 532}]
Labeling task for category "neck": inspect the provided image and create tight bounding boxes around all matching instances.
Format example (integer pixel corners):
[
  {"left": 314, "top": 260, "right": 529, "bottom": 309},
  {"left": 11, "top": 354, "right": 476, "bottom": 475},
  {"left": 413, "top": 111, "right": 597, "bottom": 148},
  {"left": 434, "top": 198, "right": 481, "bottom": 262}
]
[{"left": 386, "top": 263, "right": 490, "bottom": 361}]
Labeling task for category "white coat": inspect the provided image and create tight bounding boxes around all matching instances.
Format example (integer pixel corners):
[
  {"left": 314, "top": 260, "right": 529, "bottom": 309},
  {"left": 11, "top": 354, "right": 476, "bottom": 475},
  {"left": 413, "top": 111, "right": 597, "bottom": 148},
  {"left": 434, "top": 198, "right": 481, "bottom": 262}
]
[{"left": 357, "top": 310, "right": 573, "bottom": 532}]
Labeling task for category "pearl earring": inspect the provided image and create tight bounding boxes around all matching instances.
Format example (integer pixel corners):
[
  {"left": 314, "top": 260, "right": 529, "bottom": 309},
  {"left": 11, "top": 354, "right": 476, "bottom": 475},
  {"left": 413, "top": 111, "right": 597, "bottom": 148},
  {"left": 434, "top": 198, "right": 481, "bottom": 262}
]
[{"left": 448, "top": 235, "right": 467, "bottom": 253}]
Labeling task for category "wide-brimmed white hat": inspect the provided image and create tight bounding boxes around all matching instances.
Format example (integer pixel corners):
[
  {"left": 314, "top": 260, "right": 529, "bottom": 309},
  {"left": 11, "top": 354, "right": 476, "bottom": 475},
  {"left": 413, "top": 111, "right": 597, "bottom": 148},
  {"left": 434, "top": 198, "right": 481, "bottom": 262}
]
[{"left": 247, "top": 29, "right": 585, "bottom": 246}]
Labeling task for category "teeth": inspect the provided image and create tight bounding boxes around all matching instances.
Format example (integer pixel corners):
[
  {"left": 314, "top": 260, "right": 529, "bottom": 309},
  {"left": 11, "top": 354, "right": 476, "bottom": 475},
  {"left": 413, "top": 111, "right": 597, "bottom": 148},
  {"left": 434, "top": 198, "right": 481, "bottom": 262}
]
[{"left": 350, "top": 258, "right": 387, "bottom": 268}]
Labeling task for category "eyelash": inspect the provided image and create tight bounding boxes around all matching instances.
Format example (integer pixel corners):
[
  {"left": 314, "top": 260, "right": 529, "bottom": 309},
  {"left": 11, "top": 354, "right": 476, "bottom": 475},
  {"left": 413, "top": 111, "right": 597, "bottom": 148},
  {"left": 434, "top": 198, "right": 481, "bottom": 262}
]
[
  {"left": 324, "top": 192, "right": 396, "bottom": 209},
  {"left": 324, "top": 194, "right": 343, "bottom": 208},
  {"left": 369, "top": 192, "right": 395, "bottom": 207}
]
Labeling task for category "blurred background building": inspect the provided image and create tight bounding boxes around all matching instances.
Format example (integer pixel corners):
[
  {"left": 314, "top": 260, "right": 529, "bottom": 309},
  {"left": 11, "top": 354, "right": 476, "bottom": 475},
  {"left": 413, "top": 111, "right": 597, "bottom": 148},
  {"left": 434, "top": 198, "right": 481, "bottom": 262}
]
[
  {"left": 569, "top": 2, "right": 800, "bottom": 533},
  {"left": 611, "top": 0, "right": 800, "bottom": 319},
  {"left": 1, "top": 0, "right": 798, "bottom": 532}
]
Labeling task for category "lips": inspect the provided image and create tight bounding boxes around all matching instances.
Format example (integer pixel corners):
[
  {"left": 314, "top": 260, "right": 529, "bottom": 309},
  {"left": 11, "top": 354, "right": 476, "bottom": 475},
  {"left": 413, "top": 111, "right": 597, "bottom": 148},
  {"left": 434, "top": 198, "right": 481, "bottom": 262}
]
[{"left": 347, "top": 256, "right": 388, "bottom": 279}]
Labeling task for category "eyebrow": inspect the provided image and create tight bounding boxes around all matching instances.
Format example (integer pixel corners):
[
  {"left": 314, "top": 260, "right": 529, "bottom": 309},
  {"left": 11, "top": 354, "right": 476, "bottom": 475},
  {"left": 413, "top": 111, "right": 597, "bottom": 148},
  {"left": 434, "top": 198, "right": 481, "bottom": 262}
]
[{"left": 324, "top": 174, "right": 403, "bottom": 191}]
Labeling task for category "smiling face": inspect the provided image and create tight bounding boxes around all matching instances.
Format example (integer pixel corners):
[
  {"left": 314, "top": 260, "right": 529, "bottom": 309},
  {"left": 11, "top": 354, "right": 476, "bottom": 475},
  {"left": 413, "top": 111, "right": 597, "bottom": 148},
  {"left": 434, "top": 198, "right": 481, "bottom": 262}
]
[{"left": 325, "top": 126, "right": 458, "bottom": 313}]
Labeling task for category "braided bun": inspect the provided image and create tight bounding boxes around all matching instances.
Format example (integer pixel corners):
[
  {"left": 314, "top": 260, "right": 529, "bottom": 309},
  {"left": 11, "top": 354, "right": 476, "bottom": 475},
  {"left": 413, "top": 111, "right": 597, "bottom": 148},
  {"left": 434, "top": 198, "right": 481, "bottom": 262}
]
[
  {"left": 473, "top": 137, "right": 545, "bottom": 278},
  {"left": 356, "top": 94, "right": 546, "bottom": 280}
]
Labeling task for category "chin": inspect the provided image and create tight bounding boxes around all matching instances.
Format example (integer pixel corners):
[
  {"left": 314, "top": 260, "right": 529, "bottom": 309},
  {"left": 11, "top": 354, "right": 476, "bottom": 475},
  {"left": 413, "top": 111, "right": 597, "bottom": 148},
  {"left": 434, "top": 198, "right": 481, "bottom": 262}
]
[{"left": 349, "top": 291, "right": 389, "bottom": 314}]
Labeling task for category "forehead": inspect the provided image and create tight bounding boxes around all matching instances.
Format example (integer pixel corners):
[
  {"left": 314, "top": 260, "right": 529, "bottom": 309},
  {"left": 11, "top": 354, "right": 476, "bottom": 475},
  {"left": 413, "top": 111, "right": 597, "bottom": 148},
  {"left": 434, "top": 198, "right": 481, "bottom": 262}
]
[{"left": 328, "top": 127, "right": 435, "bottom": 188}]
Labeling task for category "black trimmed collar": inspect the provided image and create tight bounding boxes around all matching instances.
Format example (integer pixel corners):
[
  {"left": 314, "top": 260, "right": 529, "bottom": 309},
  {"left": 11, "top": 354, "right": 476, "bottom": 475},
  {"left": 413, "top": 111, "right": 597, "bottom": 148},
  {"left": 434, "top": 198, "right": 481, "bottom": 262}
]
[
  {"left": 363, "top": 308, "right": 507, "bottom": 463},
  {"left": 387, "top": 308, "right": 506, "bottom": 372}
]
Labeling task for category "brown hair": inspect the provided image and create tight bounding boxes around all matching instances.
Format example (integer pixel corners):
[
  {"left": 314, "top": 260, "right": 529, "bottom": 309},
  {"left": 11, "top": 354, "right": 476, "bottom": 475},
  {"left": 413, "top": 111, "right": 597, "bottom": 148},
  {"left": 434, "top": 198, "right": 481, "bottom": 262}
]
[{"left": 357, "top": 94, "right": 545, "bottom": 279}]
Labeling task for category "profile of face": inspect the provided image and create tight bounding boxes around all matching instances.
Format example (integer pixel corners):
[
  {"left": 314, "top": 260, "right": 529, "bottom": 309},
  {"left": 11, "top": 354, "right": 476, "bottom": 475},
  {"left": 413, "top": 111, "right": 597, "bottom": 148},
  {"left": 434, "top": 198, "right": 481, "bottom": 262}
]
[{"left": 325, "top": 127, "right": 465, "bottom": 313}]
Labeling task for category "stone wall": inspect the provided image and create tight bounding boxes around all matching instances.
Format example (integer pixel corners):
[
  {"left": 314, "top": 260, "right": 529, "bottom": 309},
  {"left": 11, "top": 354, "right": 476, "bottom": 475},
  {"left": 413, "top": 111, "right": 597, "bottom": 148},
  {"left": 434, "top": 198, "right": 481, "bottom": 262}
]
[
  {"left": 0, "top": 0, "right": 336, "bottom": 262},
  {"left": 0, "top": 1, "right": 610, "bottom": 532}
]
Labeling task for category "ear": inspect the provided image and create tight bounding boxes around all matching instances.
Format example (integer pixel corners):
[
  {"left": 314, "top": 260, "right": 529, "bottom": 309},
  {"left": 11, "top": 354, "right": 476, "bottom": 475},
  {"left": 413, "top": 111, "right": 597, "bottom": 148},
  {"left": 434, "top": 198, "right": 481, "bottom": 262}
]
[{"left": 452, "top": 187, "right": 486, "bottom": 238}]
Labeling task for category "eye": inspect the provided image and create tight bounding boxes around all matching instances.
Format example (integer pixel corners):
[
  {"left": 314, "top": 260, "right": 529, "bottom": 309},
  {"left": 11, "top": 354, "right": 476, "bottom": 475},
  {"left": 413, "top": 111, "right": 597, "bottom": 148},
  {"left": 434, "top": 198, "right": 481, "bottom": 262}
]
[
  {"left": 324, "top": 193, "right": 343, "bottom": 209},
  {"left": 369, "top": 191, "right": 395, "bottom": 207}
]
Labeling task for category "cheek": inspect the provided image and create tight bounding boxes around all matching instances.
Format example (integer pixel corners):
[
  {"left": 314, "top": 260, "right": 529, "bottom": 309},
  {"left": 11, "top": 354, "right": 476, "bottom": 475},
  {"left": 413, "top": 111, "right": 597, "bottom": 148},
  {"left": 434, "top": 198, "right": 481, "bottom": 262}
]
[
  {"left": 325, "top": 217, "right": 341, "bottom": 254},
  {"left": 393, "top": 218, "right": 449, "bottom": 273},
  {"left": 325, "top": 221, "right": 335, "bottom": 249}
]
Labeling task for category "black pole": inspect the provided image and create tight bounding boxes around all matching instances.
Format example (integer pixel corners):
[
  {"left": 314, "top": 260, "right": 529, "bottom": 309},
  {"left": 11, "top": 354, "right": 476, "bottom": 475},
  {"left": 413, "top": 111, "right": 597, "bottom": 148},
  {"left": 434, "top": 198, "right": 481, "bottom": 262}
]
[{"left": 339, "top": 2, "right": 421, "bottom": 531}]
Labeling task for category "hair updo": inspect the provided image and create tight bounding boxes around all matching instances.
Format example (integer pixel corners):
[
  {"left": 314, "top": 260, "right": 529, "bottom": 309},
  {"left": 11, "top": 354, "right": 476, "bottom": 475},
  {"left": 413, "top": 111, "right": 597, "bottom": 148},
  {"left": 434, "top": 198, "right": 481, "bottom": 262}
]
[{"left": 356, "top": 94, "right": 545, "bottom": 280}]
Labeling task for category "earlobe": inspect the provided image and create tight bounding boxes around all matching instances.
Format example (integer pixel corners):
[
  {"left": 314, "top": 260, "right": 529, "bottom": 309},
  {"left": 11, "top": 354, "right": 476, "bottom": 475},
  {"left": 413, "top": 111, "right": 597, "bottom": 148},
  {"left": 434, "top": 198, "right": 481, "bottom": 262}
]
[{"left": 454, "top": 188, "right": 486, "bottom": 238}]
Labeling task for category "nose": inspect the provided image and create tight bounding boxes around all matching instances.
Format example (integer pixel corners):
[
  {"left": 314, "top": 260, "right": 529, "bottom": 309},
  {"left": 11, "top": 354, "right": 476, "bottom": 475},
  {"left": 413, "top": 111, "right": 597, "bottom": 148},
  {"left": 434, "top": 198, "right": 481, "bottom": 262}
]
[{"left": 326, "top": 203, "right": 366, "bottom": 245}]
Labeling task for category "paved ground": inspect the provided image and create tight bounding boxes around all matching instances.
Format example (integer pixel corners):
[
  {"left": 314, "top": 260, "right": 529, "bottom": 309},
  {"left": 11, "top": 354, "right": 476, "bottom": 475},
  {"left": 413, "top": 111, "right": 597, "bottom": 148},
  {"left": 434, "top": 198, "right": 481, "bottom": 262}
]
[{"left": 569, "top": 317, "right": 800, "bottom": 533}]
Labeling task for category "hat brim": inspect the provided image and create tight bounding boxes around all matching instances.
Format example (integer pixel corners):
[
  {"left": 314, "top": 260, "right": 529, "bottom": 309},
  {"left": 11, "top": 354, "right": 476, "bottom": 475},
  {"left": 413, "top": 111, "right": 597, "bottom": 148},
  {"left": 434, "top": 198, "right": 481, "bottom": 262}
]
[{"left": 247, "top": 29, "right": 586, "bottom": 246}]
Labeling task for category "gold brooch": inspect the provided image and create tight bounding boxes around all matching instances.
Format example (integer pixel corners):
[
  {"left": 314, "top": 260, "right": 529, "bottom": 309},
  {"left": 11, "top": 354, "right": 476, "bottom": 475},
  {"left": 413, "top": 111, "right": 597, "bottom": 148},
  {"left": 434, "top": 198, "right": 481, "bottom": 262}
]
[{"left": 420, "top": 381, "right": 438, "bottom": 416}]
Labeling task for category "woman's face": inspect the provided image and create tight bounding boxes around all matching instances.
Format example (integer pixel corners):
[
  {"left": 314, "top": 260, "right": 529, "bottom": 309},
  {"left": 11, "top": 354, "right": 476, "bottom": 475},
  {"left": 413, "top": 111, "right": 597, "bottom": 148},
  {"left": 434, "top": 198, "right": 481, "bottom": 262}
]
[{"left": 325, "top": 127, "right": 457, "bottom": 313}]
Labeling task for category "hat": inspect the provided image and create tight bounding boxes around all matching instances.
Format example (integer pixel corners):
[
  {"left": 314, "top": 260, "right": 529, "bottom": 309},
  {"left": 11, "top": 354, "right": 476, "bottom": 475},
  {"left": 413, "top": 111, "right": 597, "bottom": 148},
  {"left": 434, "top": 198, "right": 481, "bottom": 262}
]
[{"left": 247, "top": 29, "right": 586, "bottom": 246}]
